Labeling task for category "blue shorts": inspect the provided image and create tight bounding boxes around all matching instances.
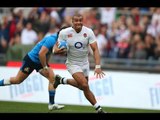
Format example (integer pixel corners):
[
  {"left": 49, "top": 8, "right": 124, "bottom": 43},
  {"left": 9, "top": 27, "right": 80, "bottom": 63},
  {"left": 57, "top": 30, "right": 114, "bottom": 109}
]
[{"left": 20, "top": 54, "right": 48, "bottom": 75}]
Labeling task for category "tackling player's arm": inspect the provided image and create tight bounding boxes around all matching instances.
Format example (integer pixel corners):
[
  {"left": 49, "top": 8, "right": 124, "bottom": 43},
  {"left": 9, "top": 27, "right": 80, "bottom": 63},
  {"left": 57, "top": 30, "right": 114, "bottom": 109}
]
[
  {"left": 39, "top": 46, "right": 49, "bottom": 77},
  {"left": 46, "top": 53, "right": 51, "bottom": 63},
  {"left": 90, "top": 42, "right": 105, "bottom": 79},
  {"left": 52, "top": 42, "right": 66, "bottom": 54},
  {"left": 39, "top": 46, "right": 48, "bottom": 68}
]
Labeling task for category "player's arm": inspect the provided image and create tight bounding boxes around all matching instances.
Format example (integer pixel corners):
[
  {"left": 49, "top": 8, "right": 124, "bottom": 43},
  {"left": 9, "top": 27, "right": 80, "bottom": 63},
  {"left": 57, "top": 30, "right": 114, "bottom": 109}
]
[
  {"left": 90, "top": 41, "right": 100, "bottom": 67},
  {"left": 89, "top": 29, "right": 101, "bottom": 66},
  {"left": 39, "top": 46, "right": 49, "bottom": 68},
  {"left": 90, "top": 41, "right": 105, "bottom": 79},
  {"left": 46, "top": 53, "right": 51, "bottom": 63},
  {"left": 38, "top": 46, "right": 50, "bottom": 77},
  {"left": 52, "top": 42, "right": 66, "bottom": 54}
]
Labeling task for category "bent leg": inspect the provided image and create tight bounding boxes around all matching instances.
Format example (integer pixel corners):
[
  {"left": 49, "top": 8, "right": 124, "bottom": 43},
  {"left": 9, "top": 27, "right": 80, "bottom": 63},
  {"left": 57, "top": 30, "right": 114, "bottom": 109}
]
[
  {"left": 40, "top": 67, "right": 64, "bottom": 110},
  {"left": 10, "top": 70, "right": 29, "bottom": 84},
  {"left": 65, "top": 77, "right": 88, "bottom": 90},
  {"left": 39, "top": 67, "right": 55, "bottom": 90},
  {"left": 72, "top": 72, "right": 97, "bottom": 105},
  {"left": 66, "top": 78, "right": 79, "bottom": 88},
  {"left": 54, "top": 75, "right": 81, "bottom": 89},
  {"left": 0, "top": 70, "right": 29, "bottom": 86}
]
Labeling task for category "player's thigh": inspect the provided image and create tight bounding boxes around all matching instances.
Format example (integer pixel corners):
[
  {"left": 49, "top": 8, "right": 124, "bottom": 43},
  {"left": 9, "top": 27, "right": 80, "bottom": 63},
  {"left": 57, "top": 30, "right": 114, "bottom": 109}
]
[
  {"left": 39, "top": 68, "right": 55, "bottom": 90},
  {"left": 67, "top": 64, "right": 88, "bottom": 84},
  {"left": 14, "top": 70, "right": 29, "bottom": 83},
  {"left": 72, "top": 72, "right": 87, "bottom": 86},
  {"left": 40, "top": 67, "right": 55, "bottom": 81},
  {"left": 20, "top": 54, "right": 34, "bottom": 74},
  {"left": 17, "top": 55, "right": 34, "bottom": 82},
  {"left": 48, "top": 67, "right": 55, "bottom": 79}
]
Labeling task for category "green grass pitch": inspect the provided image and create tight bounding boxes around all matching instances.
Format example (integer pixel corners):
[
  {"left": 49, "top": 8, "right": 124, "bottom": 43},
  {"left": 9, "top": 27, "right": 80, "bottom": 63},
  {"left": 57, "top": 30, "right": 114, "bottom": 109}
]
[{"left": 0, "top": 101, "right": 160, "bottom": 113}]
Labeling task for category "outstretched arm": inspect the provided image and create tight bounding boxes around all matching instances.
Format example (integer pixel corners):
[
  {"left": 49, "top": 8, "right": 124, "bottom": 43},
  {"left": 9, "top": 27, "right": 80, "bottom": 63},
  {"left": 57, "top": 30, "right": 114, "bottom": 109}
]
[{"left": 90, "top": 41, "right": 105, "bottom": 79}]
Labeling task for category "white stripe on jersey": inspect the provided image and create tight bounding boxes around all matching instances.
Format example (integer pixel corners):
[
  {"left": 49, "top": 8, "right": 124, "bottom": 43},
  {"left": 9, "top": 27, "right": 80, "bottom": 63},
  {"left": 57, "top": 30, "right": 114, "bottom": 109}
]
[{"left": 58, "top": 26, "right": 96, "bottom": 64}]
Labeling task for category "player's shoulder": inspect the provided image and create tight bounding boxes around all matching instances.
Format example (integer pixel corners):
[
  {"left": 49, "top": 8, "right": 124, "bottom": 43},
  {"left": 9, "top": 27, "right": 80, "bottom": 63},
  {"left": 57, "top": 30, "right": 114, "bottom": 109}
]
[
  {"left": 82, "top": 26, "right": 93, "bottom": 33},
  {"left": 50, "top": 33, "right": 58, "bottom": 38},
  {"left": 46, "top": 33, "right": 57, "bottom": 40},
  {"left": 83, "top": 26, "right": 92, "bottom": 31},
  {"left": 44, "top": 33, "right": 57, "bottom": 43}
]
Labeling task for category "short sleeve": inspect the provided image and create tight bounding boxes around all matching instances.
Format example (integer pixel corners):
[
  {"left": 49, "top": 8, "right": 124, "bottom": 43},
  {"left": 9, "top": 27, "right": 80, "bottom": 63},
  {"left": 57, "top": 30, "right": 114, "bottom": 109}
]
[{"left": 43, "top": 36, "right": 57, "bottom": 49}]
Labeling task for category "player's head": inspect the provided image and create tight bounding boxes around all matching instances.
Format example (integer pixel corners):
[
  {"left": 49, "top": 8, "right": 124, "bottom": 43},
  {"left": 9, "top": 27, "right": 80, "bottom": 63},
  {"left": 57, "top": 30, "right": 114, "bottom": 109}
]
[{"left": 72, "top": 13, "right": 83, "bottom": 33}]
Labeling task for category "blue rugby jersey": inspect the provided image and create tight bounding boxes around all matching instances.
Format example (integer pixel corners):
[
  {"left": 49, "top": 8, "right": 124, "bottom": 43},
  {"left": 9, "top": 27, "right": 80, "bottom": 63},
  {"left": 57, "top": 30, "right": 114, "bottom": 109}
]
[{"left": 28, "top": 33, "right": 58, "bottom": 63}]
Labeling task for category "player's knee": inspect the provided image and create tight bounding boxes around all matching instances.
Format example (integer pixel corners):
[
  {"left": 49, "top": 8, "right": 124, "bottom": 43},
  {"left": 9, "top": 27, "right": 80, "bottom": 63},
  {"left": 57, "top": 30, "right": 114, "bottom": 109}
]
[{"left": 81, "top": 83, "right": 89, "bottom": 91}]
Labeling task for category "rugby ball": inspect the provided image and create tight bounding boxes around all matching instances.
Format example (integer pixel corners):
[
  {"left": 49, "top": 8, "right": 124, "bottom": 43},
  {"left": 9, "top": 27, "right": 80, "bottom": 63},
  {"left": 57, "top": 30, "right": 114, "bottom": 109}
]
[{"left": 58, "top": 40, "right": 67, "bottom": 49}]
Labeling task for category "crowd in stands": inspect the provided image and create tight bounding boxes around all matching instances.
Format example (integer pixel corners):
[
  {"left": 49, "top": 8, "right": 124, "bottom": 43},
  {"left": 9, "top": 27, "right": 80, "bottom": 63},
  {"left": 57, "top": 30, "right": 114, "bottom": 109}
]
[{"left": 0, "top": 7, "right": 160, "bottom": 60}]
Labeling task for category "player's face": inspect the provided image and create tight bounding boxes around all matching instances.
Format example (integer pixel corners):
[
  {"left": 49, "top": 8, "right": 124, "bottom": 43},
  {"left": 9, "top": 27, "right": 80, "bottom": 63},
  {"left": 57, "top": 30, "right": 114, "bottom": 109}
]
[{"left": 72, "top": 16, "right": 83, "bottom": 33}]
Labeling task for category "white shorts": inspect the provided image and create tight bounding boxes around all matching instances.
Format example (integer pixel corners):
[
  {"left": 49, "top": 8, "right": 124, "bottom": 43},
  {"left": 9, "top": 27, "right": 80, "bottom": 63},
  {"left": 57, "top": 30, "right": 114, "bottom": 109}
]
[{"left": 66, "top": 62, "right": 89, "bottom": 77}]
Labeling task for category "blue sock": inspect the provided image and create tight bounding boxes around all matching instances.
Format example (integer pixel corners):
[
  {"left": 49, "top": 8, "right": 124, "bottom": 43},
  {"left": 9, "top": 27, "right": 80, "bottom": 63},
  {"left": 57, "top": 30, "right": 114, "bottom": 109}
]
[
  {"left": 0, "top": 79, "right": 4, "bottom": 86},
  {"left": 49, "top": 90, "right": 55, "bottom": 104}
]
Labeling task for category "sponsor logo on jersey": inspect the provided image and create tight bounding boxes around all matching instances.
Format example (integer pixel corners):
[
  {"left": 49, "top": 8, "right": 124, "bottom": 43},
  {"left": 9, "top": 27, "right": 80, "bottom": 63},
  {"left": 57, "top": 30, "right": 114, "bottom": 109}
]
[{"left": 74, "top": 42, "right": 83, "bottom": 49}]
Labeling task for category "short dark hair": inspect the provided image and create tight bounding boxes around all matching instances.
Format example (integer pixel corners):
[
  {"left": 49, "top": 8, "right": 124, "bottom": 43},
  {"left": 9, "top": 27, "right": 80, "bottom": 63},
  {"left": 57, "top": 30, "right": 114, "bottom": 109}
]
[
  {"left": 72, "top": 13, "right": 83, "bottom": 20},
  {"left": 57, "top": 26, "right": 69, "bottom": 37}
]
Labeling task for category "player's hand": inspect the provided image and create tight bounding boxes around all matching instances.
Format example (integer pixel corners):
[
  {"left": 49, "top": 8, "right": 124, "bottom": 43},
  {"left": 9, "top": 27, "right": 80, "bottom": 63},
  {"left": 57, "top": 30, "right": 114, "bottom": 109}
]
[
  {"left": 59, "top": 48, "right": 67, "bottom": 54},
  {"left": 53, "top": 43, "right": 67, "bottom": 54},
  {"left": 94, "top": 68, "right": 105, "bottom": 79}
]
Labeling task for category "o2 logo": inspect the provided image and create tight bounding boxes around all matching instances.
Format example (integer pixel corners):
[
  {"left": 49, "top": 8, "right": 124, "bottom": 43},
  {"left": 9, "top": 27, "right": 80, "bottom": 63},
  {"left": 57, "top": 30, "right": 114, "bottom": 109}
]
[{"left": 74, "top": 42, "right": 83, "bottom": 49}]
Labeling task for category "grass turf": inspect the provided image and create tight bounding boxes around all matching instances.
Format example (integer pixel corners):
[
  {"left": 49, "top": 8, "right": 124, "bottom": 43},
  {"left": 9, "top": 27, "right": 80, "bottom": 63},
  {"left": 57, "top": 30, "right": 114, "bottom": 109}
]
[{"left": 0, "top": 101, "right": 160, "bottom": 113}]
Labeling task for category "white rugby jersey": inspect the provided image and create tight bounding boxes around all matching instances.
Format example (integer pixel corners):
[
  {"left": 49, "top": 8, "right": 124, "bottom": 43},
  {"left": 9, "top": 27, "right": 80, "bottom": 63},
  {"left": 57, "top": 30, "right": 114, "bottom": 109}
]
[{"left": 58, "top": 26, "right": 96, "bottom": 64}]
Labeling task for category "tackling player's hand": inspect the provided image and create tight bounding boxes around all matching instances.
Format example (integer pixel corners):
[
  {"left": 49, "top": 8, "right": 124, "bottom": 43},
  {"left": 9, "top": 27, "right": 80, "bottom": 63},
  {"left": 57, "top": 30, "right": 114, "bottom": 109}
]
[
  {"left": 94, "top": 68, "right": 105, "bottom": 79},
  {"left": 53, "top": 42, "right": 67, "bottom": 54}
]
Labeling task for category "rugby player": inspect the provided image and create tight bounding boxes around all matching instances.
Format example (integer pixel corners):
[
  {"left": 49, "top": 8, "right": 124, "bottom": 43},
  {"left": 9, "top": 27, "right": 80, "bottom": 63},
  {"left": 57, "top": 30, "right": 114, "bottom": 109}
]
[
  {"left": 54, "top": 13, "right": 106, "bottom": 113},
  {"left": 0, "top": 28, "right": 65, "bottom": 111}
]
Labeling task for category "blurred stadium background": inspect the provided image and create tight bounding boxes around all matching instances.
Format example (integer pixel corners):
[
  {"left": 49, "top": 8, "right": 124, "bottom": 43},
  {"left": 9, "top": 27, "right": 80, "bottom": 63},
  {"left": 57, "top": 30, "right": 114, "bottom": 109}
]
[{"left": 0, "top": 7, "right": 160, "bottom": 113}]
